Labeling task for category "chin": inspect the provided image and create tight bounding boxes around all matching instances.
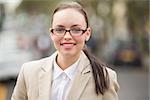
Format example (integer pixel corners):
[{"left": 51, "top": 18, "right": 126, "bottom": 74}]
[{"left": 62, "top": 50, "right": 80, "bottom": 57}]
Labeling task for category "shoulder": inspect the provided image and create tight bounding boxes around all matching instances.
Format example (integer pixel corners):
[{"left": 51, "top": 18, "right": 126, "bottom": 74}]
[
  {"left": 18, "top": 57, "right": 49, "bottom": 81},
  {"left": 23, "top": 57, "right": 50, "bottom": 69},
  {"left": 106, "top": 67, "right": 118, "bottom": 80},
  {"left": 22, "top": 57, "right": 50, "bottom": 71},
  {"left": 23, "top": 52, "right": 56, "bottom": 69},
  {"left": 20, "top": 52, "right": 56, "bottom": 75},
  {"left": 106, "top": 67, "right": 120, "bottom": 92}
]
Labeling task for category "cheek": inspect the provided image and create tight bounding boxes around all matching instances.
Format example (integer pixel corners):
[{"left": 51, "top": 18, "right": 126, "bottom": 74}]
[
  {"left": 74, "top": 36, "right": 86, "bottom": 44},
  {"left": 51, "top": 36, "right": 61, "bottom": 45}
]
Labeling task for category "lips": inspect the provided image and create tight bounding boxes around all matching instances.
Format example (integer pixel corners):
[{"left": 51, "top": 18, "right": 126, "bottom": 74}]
[
  {"left": 60, "top": 42, "right": 76, "bottom": 50},
  {"left": 60, "top": 42, "right": 76, "bottom": 46}
]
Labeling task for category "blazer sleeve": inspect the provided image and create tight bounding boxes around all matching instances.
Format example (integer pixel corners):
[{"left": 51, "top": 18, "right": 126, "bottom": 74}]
[
  {"left": 102, "top": 69, "right": 120, "bottom": 100},
  {"left": 11, "top": 64, "right": 28, "bottom": 100}
]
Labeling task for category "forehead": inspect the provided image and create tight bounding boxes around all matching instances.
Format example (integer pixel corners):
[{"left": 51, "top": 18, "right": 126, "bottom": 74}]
[{"left": 52, "top": 8, "right": 86, "bottom": 28}]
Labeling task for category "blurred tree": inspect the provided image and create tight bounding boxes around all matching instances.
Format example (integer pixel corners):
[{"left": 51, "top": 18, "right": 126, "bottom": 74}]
[
  {"left": 127, "top": 0, "right": 149, "bottom": 55},
  {"left": 0, "top": 3, "right": 5, "bottom": 32},
  {"left": 16, "top": 0, "right": 59, "bottom": 14}
]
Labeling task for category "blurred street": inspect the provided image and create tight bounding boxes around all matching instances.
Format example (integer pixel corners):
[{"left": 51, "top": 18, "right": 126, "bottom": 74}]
[
  {"left": 0, "top": 67, "right": 149, "bottom": 100},
  {"left": 117, "top": 67, "right": 149, "bottom": 100}
]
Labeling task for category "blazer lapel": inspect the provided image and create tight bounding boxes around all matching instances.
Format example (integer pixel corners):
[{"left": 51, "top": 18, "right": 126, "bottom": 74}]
[
  {"left": 38, "top": 52, "right": 57, "bottom": 100},
  {"left": 66, "top": 52, "right": 91, "bottom": 100}
]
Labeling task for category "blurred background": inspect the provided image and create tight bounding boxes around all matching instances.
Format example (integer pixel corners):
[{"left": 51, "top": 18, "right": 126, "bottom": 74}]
[{"left": 0, "top": 0, "right": 149, "bottom": 100}]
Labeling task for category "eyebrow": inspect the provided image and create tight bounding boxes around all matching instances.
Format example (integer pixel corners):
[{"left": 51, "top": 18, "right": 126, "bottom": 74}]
[
  {"left": 55, "top": 25, "right": 65, "bottom": 28},
  {"left": 55, "top": 24, "right": 82, "bottom": 28},
  {"left": 71, "top": 24, "right": 82, "bottom": 27}
]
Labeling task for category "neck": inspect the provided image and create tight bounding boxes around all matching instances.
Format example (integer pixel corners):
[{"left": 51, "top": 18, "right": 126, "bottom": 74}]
[{"left": 56, "top": 53, "right": 80, "bottom": 70}]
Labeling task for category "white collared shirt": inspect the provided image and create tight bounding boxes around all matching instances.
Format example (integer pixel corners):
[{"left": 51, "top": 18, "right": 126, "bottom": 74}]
[{"left": 51, "top": 56, "right": 80, "bottom": 100}]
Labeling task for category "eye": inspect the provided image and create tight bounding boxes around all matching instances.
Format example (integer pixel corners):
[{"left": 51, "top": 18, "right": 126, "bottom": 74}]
[
  {"left": 55, "top": 28, "right": 65, "bottom": 33},
  {"left": 71, "top": 28, "right": 82, "bottom": 33}
]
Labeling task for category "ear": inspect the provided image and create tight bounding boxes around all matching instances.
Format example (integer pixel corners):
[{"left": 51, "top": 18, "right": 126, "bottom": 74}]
[
  {"left": 49, "top": 28, "right": 51, "bottom": 34},
  {"left": 85, "top": 27, "right": 92, "bottom": 41},
  {"left": 49, "top": 28, "right": 53, "bottom": 37},
  {"left": 49, "top": 28, "right": 55, "bottom": 41},
  {"left": 86, "top": 37, "right": 90, "bottom": 41}
]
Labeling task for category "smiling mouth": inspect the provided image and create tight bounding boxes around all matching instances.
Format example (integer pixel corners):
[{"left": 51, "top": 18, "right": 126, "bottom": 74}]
[{"left": 60, "top": 43, "right": 77, "bottom": 46}]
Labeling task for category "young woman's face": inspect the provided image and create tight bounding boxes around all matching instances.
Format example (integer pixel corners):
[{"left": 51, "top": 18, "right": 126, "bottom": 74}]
[{"left": 50, "top": 8, "right": 91, "bottom": 57}]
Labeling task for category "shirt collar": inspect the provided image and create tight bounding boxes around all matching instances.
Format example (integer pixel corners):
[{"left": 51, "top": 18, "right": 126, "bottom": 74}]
[{"left": 53, "top": 55, "right": 80, "bottom": 80}]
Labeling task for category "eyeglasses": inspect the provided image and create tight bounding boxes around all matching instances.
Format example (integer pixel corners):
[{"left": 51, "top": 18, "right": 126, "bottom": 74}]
[{"left": 50, "top": 28, "right": 87, "bottom": 36}]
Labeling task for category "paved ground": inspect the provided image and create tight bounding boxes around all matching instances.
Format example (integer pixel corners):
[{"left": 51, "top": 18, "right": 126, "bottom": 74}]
[
  {"left": 117, "top": 67, "right": 149, "bottom": 100},
  {"left": 0, "top": 67, "right": 149, "bottom": 100}
]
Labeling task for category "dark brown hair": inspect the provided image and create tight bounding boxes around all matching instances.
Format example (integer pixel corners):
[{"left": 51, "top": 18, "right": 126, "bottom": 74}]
[
  {"left": 51, "top": 1, "right": 88, "bottom": 28},
  {"left": 51, "top": 1, "right": 109, "bottom": 95}
]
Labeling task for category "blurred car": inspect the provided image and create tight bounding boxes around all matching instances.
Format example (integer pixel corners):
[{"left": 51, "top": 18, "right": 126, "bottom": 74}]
[
  {"left": 0, "top": 31, "right": 33, "bottom": 80},
  {"left": 113, "top": 41, "right": 142, "bottom": 66}
]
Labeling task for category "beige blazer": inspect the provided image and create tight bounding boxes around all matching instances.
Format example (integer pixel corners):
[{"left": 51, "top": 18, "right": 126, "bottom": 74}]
[{"left": 11, "top": 51, "right": 119, "bottom": 100}]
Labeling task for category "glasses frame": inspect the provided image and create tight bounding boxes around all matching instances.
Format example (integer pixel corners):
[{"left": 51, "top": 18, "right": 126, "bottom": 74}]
[{"left": 50, "top": 28, "right": 87, "bottom": 37}]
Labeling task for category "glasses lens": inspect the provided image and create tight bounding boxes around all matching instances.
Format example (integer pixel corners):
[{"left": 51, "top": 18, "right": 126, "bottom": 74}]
[
  {"left": 54, "top": 28, "right": 65, "bottom": 35},
  {"left": 71, "top": 28, "right": 83, "bottom": 36}
]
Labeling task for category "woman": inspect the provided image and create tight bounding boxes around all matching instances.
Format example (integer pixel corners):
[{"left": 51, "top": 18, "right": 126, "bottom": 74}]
[{"left": 11, "top": 1, "right": 119, "bottom": 100}]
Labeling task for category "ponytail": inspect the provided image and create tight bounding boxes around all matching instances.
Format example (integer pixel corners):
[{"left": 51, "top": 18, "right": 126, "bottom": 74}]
[{"left": 83, "top": 47, "right": 109, "bottom": 95}]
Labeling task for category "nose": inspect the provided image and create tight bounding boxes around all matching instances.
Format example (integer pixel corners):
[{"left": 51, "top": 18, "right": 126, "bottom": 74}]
[{"left": 63, "top": 31, "right": 72, "bottom": 40}]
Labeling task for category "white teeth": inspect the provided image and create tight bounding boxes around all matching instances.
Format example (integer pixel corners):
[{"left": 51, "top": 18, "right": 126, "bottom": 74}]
[{"left": 63, "top": 44, "right": 74, "bottom": 46}]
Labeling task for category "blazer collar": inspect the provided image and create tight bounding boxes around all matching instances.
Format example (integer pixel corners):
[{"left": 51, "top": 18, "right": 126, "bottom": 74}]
[
  {"left": 41, "top": 52, "right": 57, "bottom": 72},
  {"left": 38, "top": 52, "right": 57, "bottom": 100},
  {"left": 78, "top": 51, "right": 91, "bottom": 74},
  {"left": 41, "top": 51, "right": 90, "bottom": 73},
  {"left": 66, "top": 51, "right": 91, "bottom": 100},
  {"left": 38, "top": 51, "right": 91, "bottom": 100}
]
